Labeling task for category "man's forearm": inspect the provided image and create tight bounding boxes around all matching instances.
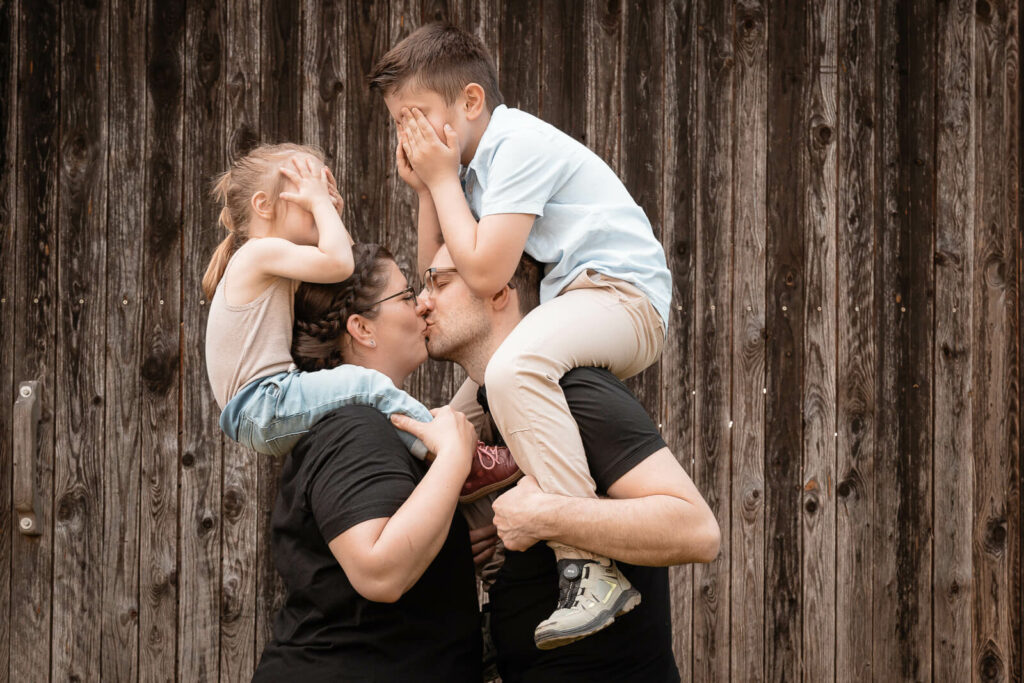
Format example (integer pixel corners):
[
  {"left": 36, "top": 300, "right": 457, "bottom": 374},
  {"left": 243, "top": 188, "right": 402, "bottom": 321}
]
[{"left": 529, "top": 493, "right": 719, "bottom": 566}]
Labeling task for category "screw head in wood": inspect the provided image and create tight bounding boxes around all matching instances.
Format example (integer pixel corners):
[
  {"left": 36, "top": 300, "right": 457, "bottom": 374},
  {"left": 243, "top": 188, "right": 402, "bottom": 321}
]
[
  {"left": 19, "top": 518, "right": 33, "bottom": 531},
  {"left": 19, "top": 385, "right": 32, "bottom": 398}
]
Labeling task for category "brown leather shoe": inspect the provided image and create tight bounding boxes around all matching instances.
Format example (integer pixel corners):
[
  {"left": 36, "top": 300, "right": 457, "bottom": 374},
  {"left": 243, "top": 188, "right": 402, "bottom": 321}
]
[{"left": 460, "top": 442, "right": 522, "bottom": 503}]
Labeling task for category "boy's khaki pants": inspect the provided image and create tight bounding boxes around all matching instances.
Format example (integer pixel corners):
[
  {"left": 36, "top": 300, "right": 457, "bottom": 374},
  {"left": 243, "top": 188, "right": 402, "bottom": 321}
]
[{"left": 452, "top": 270, "right": 665, "bottom": 561}]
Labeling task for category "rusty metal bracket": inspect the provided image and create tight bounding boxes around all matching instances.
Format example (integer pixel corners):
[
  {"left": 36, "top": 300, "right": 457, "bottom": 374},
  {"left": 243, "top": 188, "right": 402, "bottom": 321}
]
[{"left": 13, "top": 381, "right": 42, "bottom": 536}]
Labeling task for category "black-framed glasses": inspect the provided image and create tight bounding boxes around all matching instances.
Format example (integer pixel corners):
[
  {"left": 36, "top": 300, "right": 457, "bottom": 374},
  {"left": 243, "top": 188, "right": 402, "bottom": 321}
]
[
  {"left": 422, "top": 266, "right": 516, "bottom": 293},
  {"left": 357, "top": 285, "right": 416, "bottom": 312}
]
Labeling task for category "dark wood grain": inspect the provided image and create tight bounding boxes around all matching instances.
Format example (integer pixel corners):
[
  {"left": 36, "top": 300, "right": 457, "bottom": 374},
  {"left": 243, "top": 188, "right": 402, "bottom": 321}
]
[
  {"left": 51, "top": 0, "right": 108, "bottom": 679},
  {"left": 0, "top": 0, "right": 15, "bottom": 676},
  {"left": 182, "top": 2, "right": 226, "bottom": 680},
  {"left": 103, "top": 0, "right": 145, "bottom": 679},
  {"left": 9, "top": 2, "right": 58, "bottom": 679},
  {"left": 835, "top": 0, "right": 877, "bottom": 678},
  {"left": 692, "top": 0, "right": 732, "bottom": 680},
  {"left": 933, "top": 0, "right": 975, "bottom": 680},
  {"left": 585, "top": 0, "right": 622, "bottom": 171},
  {"left": 801, "top": 1, "right": 838, "bottom": 680},
  {"left": 539, "top": 0, "right": 586, "bottom": 142},
  {"left": 765, "top": 1, "right": 807, "bottom": 679},
  {"left": 874, "top": 0, "right": 936, "bottom": 679},
  {"left": 663, "top": 0, "right": 696, "bottom": 676},
  {"left": 138, "top": 2, "right": 184, "bottom": 680},
  {"left": 972, "top": 1, "right": 1019, "bottom": 681},
  {"left": 731, "top": 0, "right": 768, "bottom": 680}
]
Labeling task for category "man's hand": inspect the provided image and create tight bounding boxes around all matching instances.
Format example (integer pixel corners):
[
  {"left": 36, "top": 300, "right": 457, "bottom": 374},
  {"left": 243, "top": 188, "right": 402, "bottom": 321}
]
[
  {"left": 468, "top": 524, "right": 498, "bottom": 567},
  {"left": 492, "top": 475, "right": 552, "bottom": 552},
  {"left": 400, "top": 107, "right": 460, "bottom": 189}
]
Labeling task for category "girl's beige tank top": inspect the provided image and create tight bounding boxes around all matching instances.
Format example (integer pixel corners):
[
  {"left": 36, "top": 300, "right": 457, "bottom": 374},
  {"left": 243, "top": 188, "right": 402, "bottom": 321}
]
[{"left": 205, "top": 255, "right": 298, "bottom": 410}]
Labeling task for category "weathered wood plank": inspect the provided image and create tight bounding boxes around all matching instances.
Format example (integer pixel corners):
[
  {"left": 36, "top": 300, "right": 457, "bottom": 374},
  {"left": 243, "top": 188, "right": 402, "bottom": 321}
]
[
  {"left": 972, "top": 1, "right": 1019, "bottom": 680},
  {"left": 103, "top": 0, "right": 145, "bottom": 679},
  {"left": 182, "top": 1, "right": 226, "bottom": 679},
  {"left": 621, "top": 0, "right": 664, "bottom": 425},
  {"left": 0, "top": 0, "right": 16, "bottom": 676},
  {"left": 300, "top": 0, "right": 346, "bottom": 177},
  {"left": 51, "top": 0, "right": 108, "bottom": 679},
  {"left": 9, "top": 2, "right": 58, "bottom": 679},
  {"left": 498, "top": 0, "right": 539, "bottom": 115},
  {"left": 691, "top": 0, "right": 732, "bottom": 679},
  {"left": 933, "top": 0, "right": 976, "bottom": 680},
  {"left": 801, "top": 1, "right": 838, "bottom": 680},
  {"left": 585, "top": 0, "right": 622, "bottom": 171},
  {"left": 343, "top": 1, "right": 389, "bottom": 245},
  {"left": 874, "top": 0, "right": 936, "bottom": 679},
  {"left": 663, "top": 0, "right": 696, "bottom": 677},
  {"left": 835, "top": 0, "right": 877, "bottom": 678},
  {"left": 731, "top": 0, "right": 767, "bottom": 680},
  {"left": 539, "top": 0, "right": 586, "bottom": 143},
  {"left": 138, "top": 1, "right": 184, "bottom": 680},
  {"left": 765, "top": 0, "right": 807, "bottom": 678},
  {"left": 217, "top": 2, "right": 262, "bottom": 679}
]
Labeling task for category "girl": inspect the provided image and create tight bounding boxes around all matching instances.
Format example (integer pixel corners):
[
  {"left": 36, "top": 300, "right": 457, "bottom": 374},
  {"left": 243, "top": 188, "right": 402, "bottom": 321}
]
[{"left": 203, "top": 142, "right": 434, "bottom": 459}]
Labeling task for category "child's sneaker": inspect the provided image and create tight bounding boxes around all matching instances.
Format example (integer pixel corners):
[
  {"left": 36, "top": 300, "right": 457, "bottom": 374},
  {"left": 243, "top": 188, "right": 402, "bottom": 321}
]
[
  {"left": 460, "top": 442, "right": 522, "bottom": 503},
  {"left": 533, "top": 557, "right": 641, "bottom": 650}
]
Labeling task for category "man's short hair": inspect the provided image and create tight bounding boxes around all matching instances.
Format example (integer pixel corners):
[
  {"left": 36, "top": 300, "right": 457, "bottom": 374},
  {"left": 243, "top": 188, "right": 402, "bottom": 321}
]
[
  {"left": 510, "top": 253, "right": 542, "bottom": 316},
  {"left": 368, "top": 23, "right": 504, "bottom": 113}
]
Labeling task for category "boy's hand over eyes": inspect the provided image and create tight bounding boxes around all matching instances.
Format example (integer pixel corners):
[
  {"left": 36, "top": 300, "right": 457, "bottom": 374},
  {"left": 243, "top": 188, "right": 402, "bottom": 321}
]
[
  {"left": 400, "top": 107, "right": 460, "bottom": 189},
  {"left": 396, "top": 130, "right": 428, "bottom": 194}
]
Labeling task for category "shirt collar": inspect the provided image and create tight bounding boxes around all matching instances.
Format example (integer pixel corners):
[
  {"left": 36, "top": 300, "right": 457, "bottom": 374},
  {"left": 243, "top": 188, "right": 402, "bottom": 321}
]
[{"left": 460, "top": 104, "right": 509, "bottom": 178}]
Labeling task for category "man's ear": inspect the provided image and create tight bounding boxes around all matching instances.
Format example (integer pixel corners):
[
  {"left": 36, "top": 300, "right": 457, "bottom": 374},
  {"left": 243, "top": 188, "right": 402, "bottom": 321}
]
[
  {"left": 463, "top": 83, "right": 486, "bottom": 121},
  {"left": 346, "top": 314, "right": 376, "bottom": 349},
  {"left": 490, "top": 285, "right": 515, "bottom": 313},
  {"left": 251, "top": 191, "right": 275, "bottom": 219}
]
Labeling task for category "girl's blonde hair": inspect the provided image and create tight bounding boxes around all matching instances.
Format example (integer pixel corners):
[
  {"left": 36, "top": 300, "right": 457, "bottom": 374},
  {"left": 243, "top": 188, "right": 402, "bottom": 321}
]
[{"left": 202, "top": 142, "right": 325, "bottom": 300}]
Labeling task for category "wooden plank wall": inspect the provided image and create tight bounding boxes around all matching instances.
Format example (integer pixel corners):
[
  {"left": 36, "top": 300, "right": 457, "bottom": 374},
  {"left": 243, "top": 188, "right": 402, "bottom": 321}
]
[{"left": 0, "top": 1, "right": 1020, "bottom": 681}]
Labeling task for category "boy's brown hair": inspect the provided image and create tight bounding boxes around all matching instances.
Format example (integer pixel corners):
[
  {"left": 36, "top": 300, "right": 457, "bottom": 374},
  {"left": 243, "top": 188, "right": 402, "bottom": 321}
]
[{"left": 368, "top": 23, "right": 504, "bottom": 112}]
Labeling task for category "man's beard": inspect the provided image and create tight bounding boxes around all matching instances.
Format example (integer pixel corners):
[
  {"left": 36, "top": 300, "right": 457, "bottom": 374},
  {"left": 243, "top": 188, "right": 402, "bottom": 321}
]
[{"left": 425, "top": 319, "right": 486, "bottom": 365}]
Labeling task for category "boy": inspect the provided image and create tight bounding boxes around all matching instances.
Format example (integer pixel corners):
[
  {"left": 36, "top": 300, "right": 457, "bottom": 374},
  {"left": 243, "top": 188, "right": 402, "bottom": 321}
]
[{"left": 369, "top": 23, "right": 672, "bottom": 650}]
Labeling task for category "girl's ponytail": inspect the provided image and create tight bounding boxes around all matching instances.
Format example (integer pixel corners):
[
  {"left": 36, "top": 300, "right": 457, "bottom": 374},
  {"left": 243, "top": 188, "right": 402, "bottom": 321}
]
[{"left": 202, "top": 233, "right": 237, "bottom": 301}]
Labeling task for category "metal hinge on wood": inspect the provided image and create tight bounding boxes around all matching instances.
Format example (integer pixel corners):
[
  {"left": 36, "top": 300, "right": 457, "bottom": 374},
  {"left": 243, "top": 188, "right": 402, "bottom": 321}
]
[{"left": 14, "top": 381, "right": 43, "bottom": 536}]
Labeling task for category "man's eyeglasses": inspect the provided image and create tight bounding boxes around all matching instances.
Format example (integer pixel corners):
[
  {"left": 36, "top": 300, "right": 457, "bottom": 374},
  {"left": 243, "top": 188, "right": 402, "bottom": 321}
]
[
  {"left": 422, "top": 267, "right": 459, "bottom": 293},
  {"left": 357, "top": 285, "right": 416, "bottom": 312},
  {"left": 422, "top": 266, "right": 516, "bottom": 294}
]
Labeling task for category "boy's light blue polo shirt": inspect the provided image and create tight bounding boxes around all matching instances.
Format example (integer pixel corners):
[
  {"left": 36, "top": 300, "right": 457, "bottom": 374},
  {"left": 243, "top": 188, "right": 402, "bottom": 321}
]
[{"left": 460, "top": 105, "right": 672, "bottom": 327}]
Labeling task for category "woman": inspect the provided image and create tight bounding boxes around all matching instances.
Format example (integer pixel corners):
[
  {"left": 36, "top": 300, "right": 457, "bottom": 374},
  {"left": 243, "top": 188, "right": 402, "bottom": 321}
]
[{"left": 252, "top": 243, "right": 483, "bottom": 682}]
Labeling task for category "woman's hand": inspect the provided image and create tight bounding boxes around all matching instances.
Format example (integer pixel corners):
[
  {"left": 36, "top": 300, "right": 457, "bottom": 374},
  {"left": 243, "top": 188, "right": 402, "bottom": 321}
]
[
  {"left": 399, "top": 107, "right": 460, "bottom": 190},
  {"left": 278, "top": 155, "right": 335, "bottom": 212},
  {"left": 391, "top": 406, "right": 476, "bottom": 474}
]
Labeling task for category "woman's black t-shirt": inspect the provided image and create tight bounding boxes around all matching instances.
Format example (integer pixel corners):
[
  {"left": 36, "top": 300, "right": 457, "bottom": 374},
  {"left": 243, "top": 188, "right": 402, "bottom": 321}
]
[{"left": 252, "top": 405, "right": 482, "bottom": 683}]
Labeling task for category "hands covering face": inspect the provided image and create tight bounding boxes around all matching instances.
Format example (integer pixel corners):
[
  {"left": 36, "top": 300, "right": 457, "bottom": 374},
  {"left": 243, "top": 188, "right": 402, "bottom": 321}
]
[{"left": 396, "top": 107, "right": 461, "bottom": 190}]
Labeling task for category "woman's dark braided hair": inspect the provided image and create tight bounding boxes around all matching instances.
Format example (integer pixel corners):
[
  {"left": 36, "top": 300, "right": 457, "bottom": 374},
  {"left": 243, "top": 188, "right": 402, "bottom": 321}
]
[{"left": 291, "top": 243, "right": 395, "bottom": 372}]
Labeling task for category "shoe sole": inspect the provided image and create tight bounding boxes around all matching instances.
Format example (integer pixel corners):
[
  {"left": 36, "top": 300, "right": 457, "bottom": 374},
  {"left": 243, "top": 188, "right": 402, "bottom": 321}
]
[
  {"left": 458, "top": 469, "right": 524, "bottom": 504},
  {"left": 533, "top": 588, "right": 642, "bottom": 650}
]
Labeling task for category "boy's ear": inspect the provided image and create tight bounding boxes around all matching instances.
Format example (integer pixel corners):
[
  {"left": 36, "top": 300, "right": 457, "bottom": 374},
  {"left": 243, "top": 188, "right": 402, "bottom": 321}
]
[
  {"left": 463, "top": 83, "right": 486, "bottom": 121},
  {"left": 251, "top": 191, "right": 275, "bottom": 219}
]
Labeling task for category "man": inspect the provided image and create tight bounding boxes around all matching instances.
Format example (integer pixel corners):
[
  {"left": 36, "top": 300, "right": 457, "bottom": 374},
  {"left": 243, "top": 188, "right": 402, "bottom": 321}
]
[{"left": 419, "top": 245, "right": 720, "bottom": 681}]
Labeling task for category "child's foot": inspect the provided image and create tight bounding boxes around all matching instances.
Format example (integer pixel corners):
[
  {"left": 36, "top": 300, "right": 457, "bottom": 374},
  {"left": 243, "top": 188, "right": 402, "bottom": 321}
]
[
  {"left": 460, "top": 442, "right": 522, "bottom": 503},
  {"left": 533, "top": 557, "right": 641, "bottom": 650}
]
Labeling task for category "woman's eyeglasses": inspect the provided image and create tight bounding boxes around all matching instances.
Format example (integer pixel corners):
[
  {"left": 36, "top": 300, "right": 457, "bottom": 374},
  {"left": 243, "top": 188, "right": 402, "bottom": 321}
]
[{"left": 357, "top": 286, "right": 416, "bottom": 312}]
